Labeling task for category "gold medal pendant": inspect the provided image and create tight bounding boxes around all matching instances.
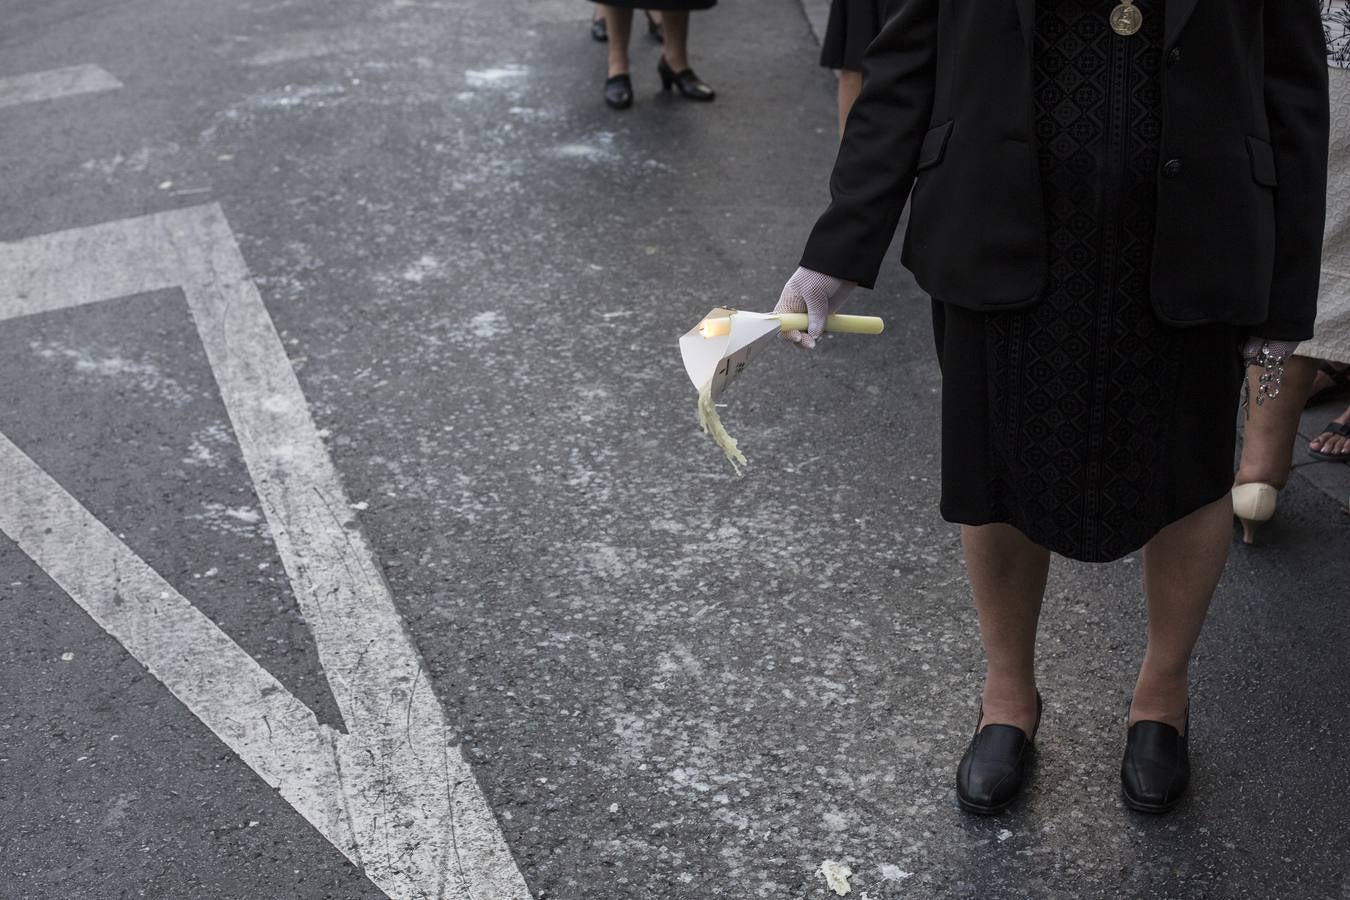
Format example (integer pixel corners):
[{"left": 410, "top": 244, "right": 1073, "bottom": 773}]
[{"left": 1109, "top": 1, "right": 1142, "bottom": 35}]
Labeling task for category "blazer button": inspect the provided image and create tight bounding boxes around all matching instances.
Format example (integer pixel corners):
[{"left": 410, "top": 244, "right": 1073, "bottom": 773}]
[
  {"left": 1162, "top": 158, "right": 1184, "bottom": 178},
  {"left": 1168, "top": 47, "right": 1182, "bottom": 65}
]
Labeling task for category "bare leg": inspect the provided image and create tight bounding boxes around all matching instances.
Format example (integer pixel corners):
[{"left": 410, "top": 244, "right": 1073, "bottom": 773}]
[
  {"left": 836, "top": 70, "right": 863, "bottom": 136},
  {"left": 1130, "top": 496, "right": 1231, "bottom": 731},
  {"left": 603, "top": 5, "right": 633, "bottom": 77},
  {"left": 647, "top": 9, "right": 662, "bottom": 25},
  {"left": 1234, "top": 354, "right": 1319, "bottom": 489},
  {"left": 961, "top": 523, "right": 1051, "bottom": 735},
  {"left": 661, "top": 10, "right": 691, "bottom": 71}
]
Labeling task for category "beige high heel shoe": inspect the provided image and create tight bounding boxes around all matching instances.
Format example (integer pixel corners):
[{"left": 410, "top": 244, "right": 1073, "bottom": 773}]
[{"left": 1231, "top": 482, "right": 1278, "bottom": 544}]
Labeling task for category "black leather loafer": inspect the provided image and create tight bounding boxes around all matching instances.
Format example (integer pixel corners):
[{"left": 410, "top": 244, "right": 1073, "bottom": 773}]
[
  {"left": 1121, "top": 710, "right": 1190, "bottom": 813},
  {"left": 590, "top": 15, "right": 608, "bottom": 42},
  {"left": 956, "top": 693, "right": 1042, "bottom": 815},
  {"left": 604, "top": 73, "right": 633, "bottom": 110},
  {"left": 658, "top": 57, "right": 715, "bottom": 101}
]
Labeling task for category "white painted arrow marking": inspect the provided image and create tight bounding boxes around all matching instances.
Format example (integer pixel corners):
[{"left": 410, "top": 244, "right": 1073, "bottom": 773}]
[
  {"left": 0, "top": 64, "right": 122, "bottom": 109},
  {"left": 0, "top": 204, "right": 531, "bottom": 900}
]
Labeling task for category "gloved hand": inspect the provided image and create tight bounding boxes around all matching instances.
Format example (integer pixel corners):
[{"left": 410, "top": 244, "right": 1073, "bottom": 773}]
[{"left": 773, "top": 266, "right": 855, "bottom": 350}]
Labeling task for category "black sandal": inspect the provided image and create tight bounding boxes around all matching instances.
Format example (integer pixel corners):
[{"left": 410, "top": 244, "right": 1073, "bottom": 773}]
[
  {"left": 1307, "top": 361, "right": 1350, "bottom": 407},
  {"left": 1309, "top": 419, "right": 1350, "bottom": 462}
]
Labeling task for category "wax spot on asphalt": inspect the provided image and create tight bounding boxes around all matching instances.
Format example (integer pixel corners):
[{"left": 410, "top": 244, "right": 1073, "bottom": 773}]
[
  {"left": 465, "top": 65, "right": 528, "bottom": 87},
  {"left": 184, "top": 423, "right": 235, "bottom": 468},
  {"left": 878, "top": 864, "right": 914, "bottom": 882},
  {"left": 469, "top": 311, "right": 506, "bottom": 338},
  {"left": 30, "top": 340, "right": 196, "bottom": 406},
  {"left": 80, "top": 143, "right": 180, "bottom": 178},
  {"left": 190, "top": 503, "right": 269, "bottom": 539},
  {"left": 248, "top": 83, "right": 346, "bottom": 110},
  {"left": 822, "top": 810, "right": 849, "bottom": 832},
  {"left": 401, "top": 255, "right": 441, "bottom": 284},
  {"left": 820, "top": 859, "right": 852, "bottom": 895}
]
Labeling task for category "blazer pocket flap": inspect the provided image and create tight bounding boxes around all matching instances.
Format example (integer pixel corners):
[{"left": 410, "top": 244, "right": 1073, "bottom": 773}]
[
  {"left": 916, "top": 121, "right": 954, "bottom": 170},
  {"left": 1246, "top": 136, "right": 1278, "bottom": 187}
]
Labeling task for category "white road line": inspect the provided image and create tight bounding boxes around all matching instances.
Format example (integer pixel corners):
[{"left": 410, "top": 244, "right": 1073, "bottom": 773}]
[
  {"left": 0, "top": 432, "right": 354, "bottom": 841},
  {"left": 0, "top": 64, "right": 122, "bottom": 109},
  {"left": 0, "top": 205, "right": 531, "bottom": 900}
]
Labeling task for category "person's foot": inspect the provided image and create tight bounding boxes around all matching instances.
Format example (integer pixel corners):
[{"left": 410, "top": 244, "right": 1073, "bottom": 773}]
[
  {"left": 1123, "top": 673, "right": 1191, "bottom": 812},
  {"left": 1308, "top": 404, "right": 1350, "bottom": 459},
  {"left": 657, "top": 56, "right": 715, "bottom": 101},
  {"left": 979, "top": 679, "right": 1041, "bottom": 736},
  {"left": 590, "top": 13, "right": 608, "bottom": 42},
  {"left": 1128, "top": 672, "right": 1188, "bottom": 733},
  {"left": 604, "top": 73, "right": 632, "bottom": 110},
  {"left": 1231, "top": 482, "right": 1279, "bottom": 544},
  {"left": 957, "top": 690, "right": 1042, "bottom": 815},
  {"left": 660, "top": 50, "right": 689, "bottom": 73},
  {"left": 1121, "top": 709, "right": 1190, "bottom": 813},
  {"left": 1234, "top": 453, "right": 1288, "bottom": 491},
  {"left": 643, "top": 10, "right": 664, "bottom": 43},
  {"left": 1309, "top": 361, "right": 1350, "bottom": 404}
]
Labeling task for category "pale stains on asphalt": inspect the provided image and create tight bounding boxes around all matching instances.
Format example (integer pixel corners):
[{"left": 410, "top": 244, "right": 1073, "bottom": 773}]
[
  {"left": 0, "top": 64, "right": 122, "bottom": 109},
  {"left": 0, "top": 206, "right": 530, "bottom": 900},
  {"left": 3, "top": 0, "right": 1348, "bottom": 895},
  {"left": 0, "top": 429, "right": 354, "bottom": 848}
]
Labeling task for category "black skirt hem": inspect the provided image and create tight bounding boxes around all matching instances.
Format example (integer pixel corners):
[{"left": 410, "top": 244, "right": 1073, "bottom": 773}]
[
  {"left": 938, "top": 480, "right": 1234, "bottom": 564},
  {"left": 589, "top": 0, "right": 715, "bottom": 9},
  {"left": 820, "top": 0, "right": 885, "bottom": 71}
]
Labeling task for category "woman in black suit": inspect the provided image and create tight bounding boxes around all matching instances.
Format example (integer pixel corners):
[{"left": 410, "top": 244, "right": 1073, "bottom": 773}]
[
  {"left": 592, "top": 1, "right": 715, "bottom": 109},
  {"left": 775, "top": 0, "right": 1328, "bottom": 814}
]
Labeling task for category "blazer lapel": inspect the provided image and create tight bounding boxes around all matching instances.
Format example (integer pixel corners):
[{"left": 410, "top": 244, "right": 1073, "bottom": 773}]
[
  {"left": 1164, "top": 0, "right": 1200, "bottom": 48},
  {"left": 1015, "top": 0, "right": 1034, "bottom": 49}
]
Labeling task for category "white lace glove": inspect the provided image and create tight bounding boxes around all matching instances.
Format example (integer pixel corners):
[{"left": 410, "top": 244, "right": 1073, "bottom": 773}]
[{"left": 773, "top": 266, "right": 856, "bottom": 350}]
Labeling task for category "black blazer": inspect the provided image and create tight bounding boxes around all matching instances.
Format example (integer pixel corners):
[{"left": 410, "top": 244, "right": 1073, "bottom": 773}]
[{"left": 800, "top": 0, "right": 1330, "bottom": 340}]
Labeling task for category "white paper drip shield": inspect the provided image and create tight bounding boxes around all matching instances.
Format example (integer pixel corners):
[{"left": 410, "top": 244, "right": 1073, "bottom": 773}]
[
  {"left": 678, "top": 308, "right": 783, "bottom": 400},
  {"left": 678, "top": 307, "right": 886, "bottom": 473}
]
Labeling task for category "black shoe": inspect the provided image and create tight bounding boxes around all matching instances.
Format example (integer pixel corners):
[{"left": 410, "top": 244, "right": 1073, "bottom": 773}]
[
  {"left": 956, "top": 692, "right": 1042, "bottom": 815},
  {"left": 590, "top": 15, "right": 608, "bottom": 42},
  {"left": 604, "top": 73, "right": 632, "bottom": 110},
  {"left": 644, "top": 10, "right": 665, "bottom": 43},
  {"left": 658, "top": 57, "right": 715, "bottom": 101},
  {"left": 1121, "top": 709, "right": 1190, "bottom": 813}
]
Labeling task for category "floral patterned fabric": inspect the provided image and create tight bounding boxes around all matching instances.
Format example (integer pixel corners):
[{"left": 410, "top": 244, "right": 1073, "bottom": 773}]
[{"left": 1325, "top": 1, "right": 1350, "bottom": 68}]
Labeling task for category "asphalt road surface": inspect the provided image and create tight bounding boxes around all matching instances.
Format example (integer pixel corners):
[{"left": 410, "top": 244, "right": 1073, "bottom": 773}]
[{"left": 2, "top": 0, "right": 1348, "bottom": 897}]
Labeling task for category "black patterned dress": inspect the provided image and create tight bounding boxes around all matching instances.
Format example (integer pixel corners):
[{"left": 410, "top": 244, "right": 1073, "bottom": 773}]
[{"left": 931, "top": 0, "right": 1244, "bottom": 562}]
